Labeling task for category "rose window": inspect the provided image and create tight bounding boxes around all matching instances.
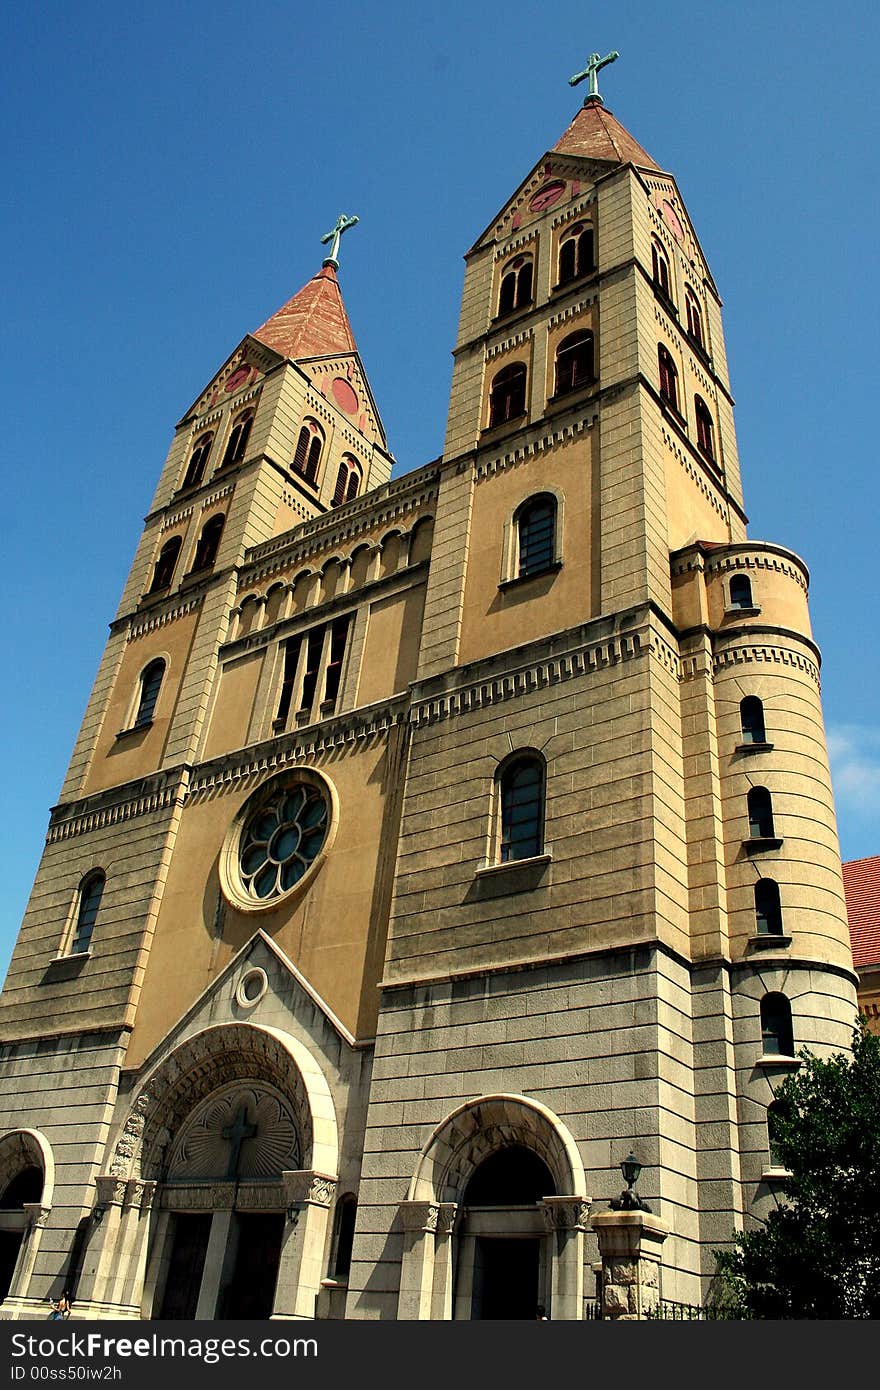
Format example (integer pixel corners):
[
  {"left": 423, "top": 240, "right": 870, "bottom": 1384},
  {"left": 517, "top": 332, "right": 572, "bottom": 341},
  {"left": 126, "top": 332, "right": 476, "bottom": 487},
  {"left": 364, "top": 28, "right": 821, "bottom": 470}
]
[{"left": 237, "top": 782, "right": 329, "bottom": 902}]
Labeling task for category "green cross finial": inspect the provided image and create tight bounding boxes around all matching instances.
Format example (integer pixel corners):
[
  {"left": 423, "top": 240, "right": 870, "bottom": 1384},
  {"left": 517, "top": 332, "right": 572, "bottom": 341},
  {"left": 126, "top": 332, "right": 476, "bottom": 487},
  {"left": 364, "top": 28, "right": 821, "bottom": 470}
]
[
  {"left": 320, "top": 213, "right": 359, "bottom": 270},
  {"left": 569, "top": 49, "right": 620, "bottom": 105}
]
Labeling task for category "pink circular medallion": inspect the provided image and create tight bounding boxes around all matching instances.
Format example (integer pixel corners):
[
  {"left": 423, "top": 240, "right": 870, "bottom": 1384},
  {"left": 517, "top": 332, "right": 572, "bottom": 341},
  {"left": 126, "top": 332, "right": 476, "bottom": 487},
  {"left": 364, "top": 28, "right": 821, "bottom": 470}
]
[
  {"left": 332, "top": 377, "right": 359, "bottom": 413},
  {"left": 529, "top": 180, "right": 566, "bottom": 213}
]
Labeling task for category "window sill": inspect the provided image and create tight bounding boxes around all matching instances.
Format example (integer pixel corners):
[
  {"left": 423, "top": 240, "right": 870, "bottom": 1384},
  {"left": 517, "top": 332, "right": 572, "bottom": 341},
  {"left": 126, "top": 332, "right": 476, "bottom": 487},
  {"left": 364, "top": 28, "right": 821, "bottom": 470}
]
[
  {"left": 492, "top": 302, "right": 534, "bottom": 326},
  {"left": 660, "top": 398, "right": 688, "bottom": 431},
  {"left": 481, "top": 413, "right": 528, "bottom": 439},
  {"left": 547, "top": 382, "right": 597, "bottom": 407},
  {"left": 653, "top": 285, "right": 678, "bottom": 317},
  {"left": 725, "top": 605, "right": 761, "bottom": 619},
  {"left": 743, "top": 837, "right": 783, "bottom": 854},
  {"left": 734, "top": 741, "right": 774, "bottom": 754},
  {"left": 116, "top": 721, "right": 153, "bottom": 740},
  {"left": 475, "top": 853, "right": 552, "bottom": 879},
  {"left": 52, "top": 950, "right": 92, "bottom": 964},
  {"left": 551, "top": 271, "right": 597, "bottom": 295},
  {"left": 746, "top": 933, "right": 792, "bottom": 950},
  {"left": 498, "top": 561, "right": 562, "bottom": 591},
  {"left": 760, "top": 1167, "right": 793, "bottom": 1182},
  {"left": 686, "top": 332, "right": 713, "bottom": 369},
  {"left": 755, "top": 1054, "right": 800, "bottom": 1071}
]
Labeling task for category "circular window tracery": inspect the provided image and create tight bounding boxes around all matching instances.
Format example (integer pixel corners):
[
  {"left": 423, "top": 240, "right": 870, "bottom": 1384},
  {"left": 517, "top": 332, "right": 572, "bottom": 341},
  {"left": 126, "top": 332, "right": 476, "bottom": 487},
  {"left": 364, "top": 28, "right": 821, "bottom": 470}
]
[{"left": 220, "top": 771, "right": 337, "bottom": 914}]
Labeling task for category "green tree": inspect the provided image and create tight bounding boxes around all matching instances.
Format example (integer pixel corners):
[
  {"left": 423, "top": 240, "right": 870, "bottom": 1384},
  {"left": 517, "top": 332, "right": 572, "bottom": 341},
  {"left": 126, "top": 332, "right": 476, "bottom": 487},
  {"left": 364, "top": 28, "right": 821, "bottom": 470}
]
[{"left": 714, "top": 1023, "right": 880, "bottom": 1318}]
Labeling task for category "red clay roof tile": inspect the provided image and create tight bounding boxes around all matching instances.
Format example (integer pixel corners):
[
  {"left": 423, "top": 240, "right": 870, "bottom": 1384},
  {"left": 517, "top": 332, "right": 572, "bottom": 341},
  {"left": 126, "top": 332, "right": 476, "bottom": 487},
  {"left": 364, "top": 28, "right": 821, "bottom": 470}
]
[
  {"left": 553, "top": 98, "right": 660, "bottom": 170},
  {"left": 842, "top": 855, "right": 880, "bottom": 967},
  {"left": 252, "top": 265, "right": 357, "bottom": 361}
]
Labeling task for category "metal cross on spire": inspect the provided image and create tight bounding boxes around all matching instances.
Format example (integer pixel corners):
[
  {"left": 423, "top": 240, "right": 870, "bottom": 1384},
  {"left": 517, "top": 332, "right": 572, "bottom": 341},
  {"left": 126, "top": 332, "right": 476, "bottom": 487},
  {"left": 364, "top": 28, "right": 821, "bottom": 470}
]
[
  {"left": 569, "top": 49, "right": 620, "bottom": 105},
  {"left": 320, "top": 213, "right": 359, "bottom": 270}
]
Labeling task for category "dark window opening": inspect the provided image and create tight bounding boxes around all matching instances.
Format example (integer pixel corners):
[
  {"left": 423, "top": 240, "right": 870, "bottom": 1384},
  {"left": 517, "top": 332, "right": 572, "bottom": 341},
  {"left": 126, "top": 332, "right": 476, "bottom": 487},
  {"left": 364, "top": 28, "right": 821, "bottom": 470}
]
[
  {"left": 293, "top": 425, "right": 323, "bottom": 485},
  {"left": 761, "top": 993, "right": 794, "bottom": 1057},
  {"left": 517, "top": 495, "right": 556, "bottom": 577},
  {"left": 299, "top": 629, "right": 325, "bottom": 713},
  {"left": 135, "top": 659, "right": 165, "bottom": 728},
  {"left": 332, "top": 1197, "right": 357, "bottom": 1279},
  {"left": 499, "top": 755, "right": 544, "bottom": 863},
  {"left": 729, "top": 574, "right": 754, "bottom": 610},
  {"left": 754, "top": 878, "right": 783, "bottom": 935},
  {"left": 740, "top": 696, "right": 767, "bottom": 744},
  {"left": 182, "top": 433, "right": 214, "bottom": 490},
  {"left": 695, "top": 396, "right": 715, "bottom": 460},
  {"left": 464, "top": 1145, "right": 556, "bottom": 1206},
  {"left": 686, "top": 291, "right": 704, "bottom": 349},
  {"left": 658, "top": 345, "right": 679, "bottom": 413},
  {"left": 220, "top": 411, "right": 255, "bottom": 470},
  {"left": 71, "top": 871, "right": 105, "bottom": 954},
  {"left": 498, "top": 257, "right": 533, "bottom": 316},
  {"left": 748, "top": 786, "right": 775, "bottom": 839},
  {"left": 0, "top": 1168, "right": 43, "bottom": 1210},
  {"left": 148, "top": 536, "right": 182, "bottom": 594},
  {"left": 191, "top": 515, "right": 225, "bottom": 572},
  {"left": 488, "top": 363, "right": 527, "bottom": 428},
  {"left": 554, "top": 330, "right": 594, "bottom": 396},
  {"left": 651, "top": 239, "right": 671, "bottom": 298},
  {"left": 558, "top": 225, "right": 594, "bottom": 284},
  {"left": 275, "top": 638, "right": 301, "bottom": 728},
  {"left": 323, "top": 618, "right": 350, "bottom": 711}
]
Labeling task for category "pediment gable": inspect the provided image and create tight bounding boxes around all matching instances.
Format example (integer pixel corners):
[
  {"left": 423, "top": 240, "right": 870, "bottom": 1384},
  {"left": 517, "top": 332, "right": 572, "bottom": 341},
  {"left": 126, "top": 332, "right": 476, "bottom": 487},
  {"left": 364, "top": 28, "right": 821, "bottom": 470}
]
[
  {"left": 470, "top": 153, "right": 612, "bottom": 254},
  {"left": 179, "top": 338, "right": 281, "bottom": 428},
  {"left": 642, "top": 172, "right": 719, "bottom": 297},
  {"left": 297, "top": 350, "right": 386, "bottom": 447}
]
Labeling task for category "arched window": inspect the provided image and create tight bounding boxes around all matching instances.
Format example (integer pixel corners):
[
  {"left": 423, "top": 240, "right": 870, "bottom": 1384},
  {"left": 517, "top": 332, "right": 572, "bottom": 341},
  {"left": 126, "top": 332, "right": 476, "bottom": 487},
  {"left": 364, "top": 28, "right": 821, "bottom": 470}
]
[
  {"left": 729, "top": 574, "right": 754, "bottom": 610},
  {"left": 498, "top": 754, "right": 545, "bottom": 863},
  {"left": 331, "top": 456, "right": 362, "bottom": 508},
  {"left": 685, "top": 289, "right": 704, "bottom": 349},
  {"left": 558, "top": 224, "right": 594, "bottom": 284},
  {"left": 220, "top": 410, "right": 255, "bottom": 469},
  {"left": 70, "top": 870, "right": 105, "bottom": 954},
  {"left": 182, "top": 433, "right": 214, "bottom": 490},
  {"left": 293, "top": 423, "right": 323, "bottom": 485},
  {"left": 463, "top": 1145, "right": 556, "bottom": 1205},
  {"left": 694, "top": 396, "right": 715, "bottom": 460},
  {"left": 488, "top": 363, "right": 527, "bottom": 428},
  {"left": 191, "top": 514, "right": 225, "bottom": 571},
  {"left": 754, "top": 879, "right": 783, "bottom": 935},
  {"left": 740, "top": 696, "right": 767, "bottom": 745},
  {"left": 331, "top": 1195, "right": 357, "bottom": 1279},
  {"left": 148, "top": 536, "right": 182, "bottom": 594},
  {"left": 134, "top": 658, "right": 165, "bottom": 728},
  {"left": 748, "top": 786, "right": 776, "bottom": 840},
  {"left": 761, "top": 993, "right": 794, "bottom": 1057},
  {"left": 658, "top": 345, "right": 679, "bottom": 412},
  {"left": 554, "top": 331, "right": 595, "bottom": 396},
  {"left": 651, "top": 238, "right": 671, "bottom": 298},
  {"left": 766, "top": 1099, "right": 788, "bottom": 1168},
  {"left": 516, "top": 495, "right": 557, "bottom": 577},
  {"left": 498, "top": 256, "right": 533, "bottom": 316}
]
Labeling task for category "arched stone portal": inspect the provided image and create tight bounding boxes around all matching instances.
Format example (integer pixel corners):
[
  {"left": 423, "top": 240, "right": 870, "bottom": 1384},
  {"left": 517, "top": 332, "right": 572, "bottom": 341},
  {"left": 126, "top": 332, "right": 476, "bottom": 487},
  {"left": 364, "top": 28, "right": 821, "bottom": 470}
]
[
  {"left": 77, "top": 1024, "right": 339, "bottom": 1321},
  {"left": 399, "top": 1095, "right": 590, "bottom": 1321},
  {"left": 0, "top": 1129, "right": 54, "bottom": 1310}
]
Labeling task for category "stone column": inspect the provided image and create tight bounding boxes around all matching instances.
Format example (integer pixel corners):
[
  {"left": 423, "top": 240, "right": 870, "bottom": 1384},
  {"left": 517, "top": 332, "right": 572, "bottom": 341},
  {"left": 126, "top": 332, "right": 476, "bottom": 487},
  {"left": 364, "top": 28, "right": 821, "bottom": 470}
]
[
  {"left": 397, "top": 1201, "right": 440, "bottom": 1320},
  {"left": 118, "top": 1181, "right": 157, "bottom": 1314},
  {"left": 271, "top": 1171, "right": 337, "bottom": 1320},
  {"left": 195, "top": 1203, "right": 236, "bottom": 1320},
  {"left": 541, "top": 1196, "right": 590, "bottom": 1320},
  {"left": 429, "top": 1204, "right": 458, "bottom": 1320},
  {"left": 591, "top": 1210, "right": 670, "bottom": 1320},
  {"left": 74, "top": 1177, "right": 128, "bottom": 1314},
  {"left": 8, "top": 1203, "right": 51, "bottom": 1302}
]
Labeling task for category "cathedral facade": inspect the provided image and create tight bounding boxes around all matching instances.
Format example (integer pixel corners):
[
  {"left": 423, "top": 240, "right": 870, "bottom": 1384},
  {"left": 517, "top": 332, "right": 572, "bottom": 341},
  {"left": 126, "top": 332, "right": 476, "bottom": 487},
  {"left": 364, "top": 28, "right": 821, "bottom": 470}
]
[{"left": 0, "top": 85, "right": 857, "bottom": 1321}]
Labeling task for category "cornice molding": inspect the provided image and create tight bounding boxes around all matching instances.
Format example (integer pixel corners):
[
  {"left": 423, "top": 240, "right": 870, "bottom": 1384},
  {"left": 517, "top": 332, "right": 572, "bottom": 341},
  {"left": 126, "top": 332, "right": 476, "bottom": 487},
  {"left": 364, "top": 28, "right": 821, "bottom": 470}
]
[
  {"left": 47, "top": 772, "right": 188, "bottom": 844},
  {"left": 486, "top": 328, "right": 534, "bottom": 361},
  {"left": 546, "top": 295, "right": 597, "bottom": 331},
  {"left": 473, "top": 411, "right": 597, "bottom": 480},
  {"left": 710, "top": 641, "right": 820, "bottom": 688},
  {"left": 125, "top": 595, "right": 204, "bottom": 641}
]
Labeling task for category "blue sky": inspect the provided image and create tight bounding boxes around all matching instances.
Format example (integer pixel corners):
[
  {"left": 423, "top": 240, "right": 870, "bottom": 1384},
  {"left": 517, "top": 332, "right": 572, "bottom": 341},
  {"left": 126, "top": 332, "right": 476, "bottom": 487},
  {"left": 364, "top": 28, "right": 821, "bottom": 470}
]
[{"left": 2, "top": 0, "right": 879, "bottom": 979}]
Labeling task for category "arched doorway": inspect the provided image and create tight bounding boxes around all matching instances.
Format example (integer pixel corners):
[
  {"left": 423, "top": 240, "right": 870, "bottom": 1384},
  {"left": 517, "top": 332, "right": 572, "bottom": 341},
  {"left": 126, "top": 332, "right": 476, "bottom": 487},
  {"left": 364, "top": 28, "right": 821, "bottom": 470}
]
[
  {"left": 461, "top": 1145, "right": 556, "bottom": 1319},
  {"left": 0, "top": 1130, "right": 53, "bottom": 1307},
  {"left": 83, "top": 1023, "right": 339, "bottom": 1321},
  {"left": 0, "top": 1168, "right": 43, "bottom": 1300},
  {"left": 399, "top": 1095, "right": 589, "bottom": 1321}
]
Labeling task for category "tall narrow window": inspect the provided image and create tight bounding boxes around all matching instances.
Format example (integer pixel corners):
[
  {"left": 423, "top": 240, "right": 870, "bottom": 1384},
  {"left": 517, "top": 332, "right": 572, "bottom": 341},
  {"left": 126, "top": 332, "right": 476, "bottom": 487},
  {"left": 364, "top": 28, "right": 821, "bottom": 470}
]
[
  {"left": 498, "top": 257, "right": 533, "bottom": 316},
  {"left": 558, "top": 225, "right": 594, "bottom": 284},
  {"left": 345, "top": 460, "right": 362, "bottom": 503},
  {"left": 191, "top": 515, "right": 225, "bottom": 571},
  {"left": 134, "top": 659, "right": 165, "bottom": 727},
  {"left": 754, "top": 879, "right": 783, "bottom": 935},
  {"left": 729, "top": 574, "right": 754, "bottom": 610},
  {"left": 275, "top": 638, "right": 301, "bottom": 729},
  {"left": 293, "top": 423, "right": 323, "bottom": 485},
  {"left": 554, "top": 330, "right": 594, "bottom": 396},
  {"left": 694, "top": 396, "right": 715, "bottom": 460},
  {"left": 658, "top": 345, "right": 679, "bottom": 412},
  {"left": 148, "top": 536, "right": 182, "bottom": 594},
  {"left": 516, "top": 495, "right": 557, "bottom": 577},
  {"left": 767, "top": 1100, "right": 786, "bottom": 1168},
  {"left": 332, "top": 1196, "right": 357, "bottom": 1279},
  {"left": 70, "top": 871, "right": 105, "bottom": 955},
  {"left": 760, "top": 993, "right": 794, "bottom": 1057},
  {"left": 299, "top": 628, "right": 325, "bottom": 714},
  {"left": 651, "top": 238, "right": 671, "bottom": 298},
  {"left": 499, "top": 754, "right": 545, "bottom": 863},
  {"left": 220, "top": 410, "right": 254, "bottom": 469},
  {"left": 748, "top": 786, "right": 775, "bottom": 839},
  {"left": 488, "top": 363, "right": 527, "bottom": 427},
  {"left": 740, "top": 696, "right": 767, "bottom": 745},
  {"left": 323, "top": 618, "right": 350, "bottom": 712},
  {"left": 685, "top": 289, "right": 704, "bottom": 349},
  {"left": 182, "top": 433, "right": 214, "bottom": 489}
]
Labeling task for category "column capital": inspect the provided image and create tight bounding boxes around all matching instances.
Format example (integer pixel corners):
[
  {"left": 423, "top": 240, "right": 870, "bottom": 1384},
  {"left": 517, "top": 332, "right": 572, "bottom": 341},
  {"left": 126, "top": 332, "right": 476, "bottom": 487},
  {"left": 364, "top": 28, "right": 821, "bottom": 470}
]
[
  {"left": 95, "top": 1176, "right": 128, "bottom": 1208},
  {"left": 398, "top": 1200, "right": 440, "bottom": 1233},
  {"left": 22, "top": 1202, "right": 51, "bottom": 1231},
  {"left": 282, "top": 1169, "right": 338, "bottom": 1209},
  {"left": 591, "top": 1208, "right": 670, "bottom": 1260},
  {"left": 541, "top": 1195, "right": 591, "bottom": 1231}
]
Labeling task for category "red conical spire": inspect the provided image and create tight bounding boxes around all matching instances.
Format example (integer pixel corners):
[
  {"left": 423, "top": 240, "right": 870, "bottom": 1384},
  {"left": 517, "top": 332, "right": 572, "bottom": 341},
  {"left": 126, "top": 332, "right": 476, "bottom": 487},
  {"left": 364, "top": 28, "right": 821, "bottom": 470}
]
[
  {"left": 553, "top": 96, "right": 660, "bottom": 170},
  {"left": 252, "top": 264, "right": 358, "bottom": 361}
]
